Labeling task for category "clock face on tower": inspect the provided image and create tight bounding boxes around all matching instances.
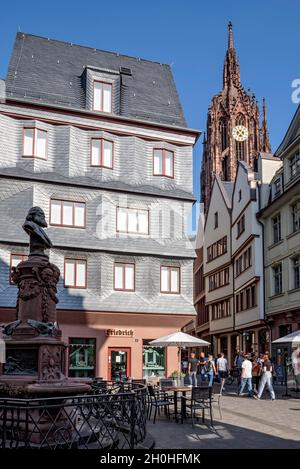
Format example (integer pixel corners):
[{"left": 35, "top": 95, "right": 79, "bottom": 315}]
[{"left": 232, "top": 125, "right": 249, "bottom": 142}]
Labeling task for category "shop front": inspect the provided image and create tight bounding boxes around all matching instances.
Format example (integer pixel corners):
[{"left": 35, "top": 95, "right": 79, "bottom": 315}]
[{"left": 58, "top": 309, "right": 194, "bottom": 380}]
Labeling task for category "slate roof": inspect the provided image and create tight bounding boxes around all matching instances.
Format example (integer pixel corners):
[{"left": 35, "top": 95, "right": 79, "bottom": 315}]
[
  {"left": 0, "top": 284, "right": 196, "bottom": 315},
  {"left": 221, "top": 181, "right": 234, "bottom": 208},
  {"left": 0, "top": 167, "right": 196, "bottom": 202},
  {"left": 5, "top": 32, "right": 187, "bottom": 128}
]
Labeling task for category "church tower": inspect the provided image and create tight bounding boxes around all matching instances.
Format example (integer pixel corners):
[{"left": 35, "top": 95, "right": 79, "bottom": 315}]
[{"left": 201, "top": 22, "right": 271, "bottom": 211}]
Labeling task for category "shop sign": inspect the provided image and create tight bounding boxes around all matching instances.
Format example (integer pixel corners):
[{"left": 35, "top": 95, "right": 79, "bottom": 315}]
[{"left": 106, "top": 329, "right": 134, "bottom": 338}]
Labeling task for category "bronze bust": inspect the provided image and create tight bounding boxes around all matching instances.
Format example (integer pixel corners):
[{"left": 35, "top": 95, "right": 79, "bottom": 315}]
[{"left": 23, "top": 207, "right": 53, "bottom": 257}]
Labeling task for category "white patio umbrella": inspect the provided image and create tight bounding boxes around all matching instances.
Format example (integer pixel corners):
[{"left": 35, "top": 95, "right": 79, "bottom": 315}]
[
  {"left": 149, "top": 331, "right": 210, "bottom": 382},
  {"left": 272, "top": 330, "right": 300, "bottom": 344}
]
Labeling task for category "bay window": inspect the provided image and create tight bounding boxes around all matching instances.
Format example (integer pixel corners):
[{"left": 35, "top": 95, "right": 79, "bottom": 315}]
[
  {"left": 64, "top": 259, "right": 87, "bottom": 288},
  {"left": 50, "top": 200, "right": 85, "bottom": 228},
  {"left": 23, "top": 128, "right": 47, "bottom": 159},
  {"left": 160, "top": 266, "right": 180, "bottom": 294},
  {"left": 114, "top": 263, "right": 135, "bottom": 291},
  {"left": 91, "top": 139, "right": 113, "bottom": 168},
  {"left": 117, "top": 207, "right": 149, "bottom": 234},
  {"left": 153, "top": 149, "right": 174, "bottom": 178}
]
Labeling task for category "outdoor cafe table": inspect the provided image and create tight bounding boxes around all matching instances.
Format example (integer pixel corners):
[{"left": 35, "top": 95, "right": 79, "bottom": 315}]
[{"left": 163, "top": 386, "right": 192, "bottom": 422}]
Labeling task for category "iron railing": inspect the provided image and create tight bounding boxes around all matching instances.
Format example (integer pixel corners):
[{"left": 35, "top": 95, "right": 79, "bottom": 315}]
[{"left": 0, "top": 381, "right": 147, "bottom": 449}]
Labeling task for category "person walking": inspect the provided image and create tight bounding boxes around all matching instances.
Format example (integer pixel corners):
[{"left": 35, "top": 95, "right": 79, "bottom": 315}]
[
  {"left": 255, "top": 353, "right": 276, "bottom": 400},
  {"left": 252, "top": 356, "right": 262, "bottom": 394},
  {"left": 198, "top": 351, "right": 208, "bottom": 385},
  {"left": 216, "top": 352, "right": 228, "bottom": 392},
  {"left": 188, "top": 352, "right": 199, "bottom": 387},
  {"left": 204, "top": 354, "right": 217, "bottom": 387},
  {"left": 238, "top": 354, "right": 253, "bottom": 397}
]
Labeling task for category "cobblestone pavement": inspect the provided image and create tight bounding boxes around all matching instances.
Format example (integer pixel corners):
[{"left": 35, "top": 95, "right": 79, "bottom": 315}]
[{"left": 148, "top": 387, "right": 300, "bottom": 449}]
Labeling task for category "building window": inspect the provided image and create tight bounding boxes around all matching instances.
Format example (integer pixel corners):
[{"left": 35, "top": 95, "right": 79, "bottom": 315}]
[
  {"left": 220, "top": 118, "right": 228, "bottom": 152},
  {"left": 23, "top": 128, "right": 47, "bottom": 159},
  {"left": 272, "top": 214, "right": 281, "bottom": 244},
  {"left": 114, "top": 263, "right": 135, "bottom": 291},
  {"left": 116, "top": 207, "right": 149, "bottom": 235},
  {"left": 290, "top": 150, "right": 300, "bottom": 179},
  {"left": 273, "top": 178, "right": 281, "bottom": 198},
  {"left": 64, "top": 259, "right": 87, "bottom": 288},
  {"left": 293, "top": 257, "right": 300, "bottom": 289},
  {"left": 143, "top": 340, "right": 166, "bottom": 378},
  {"left": 153, "top": 149, "right": 174, "bottom": 178},
  {"left": 238, "top": 190, "right": 242, "bottom": 202},
  {"left": 291, "top": 202, "right": 300, "bottom": 233},
  {"left": 211, "top": 299, "right": 231, "bottom": 320},
  {"left": 207, "top": 236, "right": 227, "bottom": 262},
  {"left": 279, "top": 324, "right": 292, "bottom": 338},
  {"left": 208, "top": 267, "right": 230, "bottom": 291},
  {"left": 236, "top": 246, "right": 252, "bottom": 277},
  {"left": 195, "top": 265, "right": 204, "bottom": 298},
  {"left": 91, "top": 139, "right": 113, "bottom": 168},
  {"left": 69, "top": 338, "right": 96, "bottom": 378},
  {"left": 161, "top": 266, "right": 180, "bottom": 294},
  {"left": 237, "top": 215, "right": 245, "bottom": 238},
  {"left": 214, "top": 212, "right": 218, "bottom": 229},
  {"left": 273, "top": 264, "right": 282, "bottom": 295},
  {"left": 235, "top": 282, "right": 257, "bottom": 312},
  {"left": 10, "top": 253, "right": 27, "bottom": 284},
  {"left": 236, "top": 141, "right": 245, "bottom": 161},
  {"left": 93, "top": 81, "right": 112, "bottom": 113},
  {"left": 50, "top": 200, "right": 85, "bottom": 228}
]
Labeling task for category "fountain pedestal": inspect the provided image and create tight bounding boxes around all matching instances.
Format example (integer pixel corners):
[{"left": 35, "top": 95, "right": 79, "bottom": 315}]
[{"left": 0, "top": 208, "right": 91, "bottom": 398}]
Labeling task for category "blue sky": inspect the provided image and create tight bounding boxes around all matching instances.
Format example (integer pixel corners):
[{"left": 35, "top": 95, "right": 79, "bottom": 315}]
[{"left": 0, "top": 0, "right": 299, "bottom": 203}]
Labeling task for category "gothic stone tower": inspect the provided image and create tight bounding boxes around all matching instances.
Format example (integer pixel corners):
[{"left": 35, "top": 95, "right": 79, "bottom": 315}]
[{"left": 201, "top": 22, "right": 271, "bottom": 211}]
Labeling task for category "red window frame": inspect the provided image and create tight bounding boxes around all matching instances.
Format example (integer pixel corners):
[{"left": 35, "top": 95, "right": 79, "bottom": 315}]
[
  {"left": 64, "top": 258, "right": 87, "bottom": 289},
  {"left": 153, "top": 148, "right": 174, "bottom": 178},
  {"left": 93, "top": 80, "right": 113, "bottom": 113},
  {"left": 49, "top": 199, "right": 86, "bottom": 229},
  {"left": 22, "top": 127, "right": 48, "bottom": 160},
  {"left": 10, "top": 253, "right": 27, "bottom": 284},
  {"left": 113, "top": 262, "right": 135, "bottom": 292},
  {"left": 90, "top": 138, "right": 114, "bottom": 169},
  {"left": 160, "top": 265, "right": 180, "bottom": 294},
  {"left": 116, "top": 206, "right": 149, "bottom": 235}
]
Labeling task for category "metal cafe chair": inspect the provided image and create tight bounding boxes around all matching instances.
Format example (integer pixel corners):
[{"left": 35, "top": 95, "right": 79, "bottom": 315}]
[
  {"left": 147, "top": 384, "right": 173, "bottom": 424},
  {"left": 211, "top": 381, "right": 223, "bottom": 420},
  {"left": 181, "top": 386, "right": 213, "bottom": 427}
]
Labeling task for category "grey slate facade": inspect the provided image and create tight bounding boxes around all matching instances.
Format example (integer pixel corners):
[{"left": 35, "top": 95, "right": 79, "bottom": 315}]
[{"left": 0, "top": 33, "right": 199, "bottom": 318}]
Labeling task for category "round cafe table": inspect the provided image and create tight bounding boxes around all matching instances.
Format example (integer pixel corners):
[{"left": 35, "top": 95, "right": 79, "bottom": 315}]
[{"left": 163, "top": 386, "right": 192, "bottom": 422}]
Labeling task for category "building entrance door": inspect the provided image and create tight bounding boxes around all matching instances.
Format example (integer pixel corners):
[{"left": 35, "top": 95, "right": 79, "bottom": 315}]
[{"left": 108, "top": 348, "right": 131, "bottom": 381}]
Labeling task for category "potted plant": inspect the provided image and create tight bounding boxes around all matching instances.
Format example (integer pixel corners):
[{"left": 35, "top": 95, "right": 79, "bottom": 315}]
[{"left": 170, "top": 370, "right": 186, "bottom": 386}]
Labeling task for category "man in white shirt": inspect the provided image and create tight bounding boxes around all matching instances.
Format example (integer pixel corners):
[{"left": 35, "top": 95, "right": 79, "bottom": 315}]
[
  {"left": 238, "top": 354, "right": 253, "bottom": 397},
  {"left": 216, "top": 352, "right": 228, "bottom": 393}
]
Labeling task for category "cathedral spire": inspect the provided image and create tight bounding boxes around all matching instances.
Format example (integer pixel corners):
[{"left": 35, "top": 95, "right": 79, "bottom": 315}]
[
  {"left": 228, "top": 20, "right": 234, "bottom": 49},
  {"left": 261, "top": 98, "right": 272, "bottom": 153},
  {"left": 223, "top": 21, "right": 240, "bottom": 89}
]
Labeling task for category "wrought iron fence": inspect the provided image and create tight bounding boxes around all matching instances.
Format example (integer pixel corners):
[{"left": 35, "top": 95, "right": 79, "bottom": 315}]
[{"left": 0, "top": 381, "right": 147, "bottom": 449}]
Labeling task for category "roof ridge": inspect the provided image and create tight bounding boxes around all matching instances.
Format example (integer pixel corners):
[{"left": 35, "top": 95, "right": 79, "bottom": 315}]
[{"left": 16, "top": 32, "right": 171, "bottom": 67}]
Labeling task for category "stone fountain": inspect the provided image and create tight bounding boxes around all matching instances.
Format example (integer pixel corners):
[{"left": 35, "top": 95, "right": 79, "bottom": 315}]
[{"left": 0, "top": 206, "right": 91, "bottom": 397}]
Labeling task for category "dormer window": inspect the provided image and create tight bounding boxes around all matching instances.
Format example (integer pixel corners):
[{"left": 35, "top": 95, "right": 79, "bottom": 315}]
[
  {"left": 273, "top": 178, "right": 281, "bottom": 198},
  {"left": 93, "top": 81, "right": 112, "bottom": 113},
  {"left": 23, "top": 128, "right": 47, "bottom": 160},
  {"left": 290, "top": 150, "right": 300, "bottom": 180}
]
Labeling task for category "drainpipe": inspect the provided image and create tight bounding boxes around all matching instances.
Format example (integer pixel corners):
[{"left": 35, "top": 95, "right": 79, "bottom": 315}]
[{"left": 257, "top": 182, "right": 271, "bottom": 350}]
